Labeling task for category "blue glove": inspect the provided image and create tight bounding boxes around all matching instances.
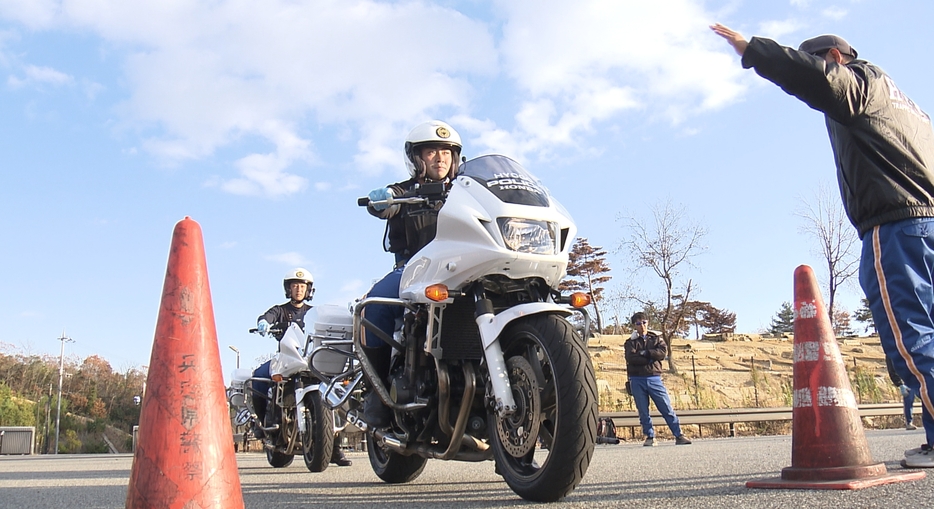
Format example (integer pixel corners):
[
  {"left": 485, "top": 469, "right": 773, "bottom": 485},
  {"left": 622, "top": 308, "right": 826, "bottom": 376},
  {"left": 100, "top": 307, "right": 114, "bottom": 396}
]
[
  {"left": 368, "top": 187, "right": 393, "bottom": 211},
  {"left": 257, "top": 319, "right": 270, "bottom": 336},
  {"left": 900, "top": 384, "right": 911, "bottom": 397}
]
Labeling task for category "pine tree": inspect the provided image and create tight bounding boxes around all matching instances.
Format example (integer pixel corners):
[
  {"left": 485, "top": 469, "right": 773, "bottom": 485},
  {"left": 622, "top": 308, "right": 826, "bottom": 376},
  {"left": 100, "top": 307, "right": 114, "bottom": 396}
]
[
  {"left": 853, "top": 298, "right": 876, "bottom": 334},
  {"left": 768, "top": 302, "right": 795, "bottom": 334},
  {"left": 560, "top": 238, "right": 612, "bottom": 332}
]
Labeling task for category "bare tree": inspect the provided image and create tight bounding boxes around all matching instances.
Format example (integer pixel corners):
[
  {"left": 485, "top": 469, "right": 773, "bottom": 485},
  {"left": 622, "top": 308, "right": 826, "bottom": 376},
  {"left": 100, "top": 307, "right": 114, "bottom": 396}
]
[
  {"left": 797, "top": 184, "right": 860, "bottom": 323},
  {"left": 618, "top": 199, "right": 708, "bottom": 373}
]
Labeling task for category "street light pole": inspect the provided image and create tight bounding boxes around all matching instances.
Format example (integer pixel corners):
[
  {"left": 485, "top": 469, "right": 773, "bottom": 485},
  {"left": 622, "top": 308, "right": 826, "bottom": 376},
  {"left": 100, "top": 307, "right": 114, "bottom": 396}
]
[
  {"left": 54, "top": 331, "right": 74, "bottom": 455},
  {"left": 228, "top": 345, "right": 240, "bottom": 369}
]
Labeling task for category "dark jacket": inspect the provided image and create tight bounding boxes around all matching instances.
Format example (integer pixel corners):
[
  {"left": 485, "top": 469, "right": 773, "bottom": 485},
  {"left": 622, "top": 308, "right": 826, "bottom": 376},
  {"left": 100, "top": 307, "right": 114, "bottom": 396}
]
[
  {"left": 368, "top": 177, "right": 446, "bottom": 265},
  {"left": 624, "top": 330, "right": 667, "bottom": 377},
  {"left": 742, "top": 37, "right": 934, "bottom": 238},
  {"left": 258, "top": 303, "right": 313, "bottom": 341}
]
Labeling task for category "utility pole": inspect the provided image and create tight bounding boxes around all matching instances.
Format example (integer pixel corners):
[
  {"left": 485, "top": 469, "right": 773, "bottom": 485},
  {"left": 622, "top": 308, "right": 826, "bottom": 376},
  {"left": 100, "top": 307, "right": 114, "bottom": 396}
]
[{"left": 54, "top": 331, "right": 74, "bottom": 454}]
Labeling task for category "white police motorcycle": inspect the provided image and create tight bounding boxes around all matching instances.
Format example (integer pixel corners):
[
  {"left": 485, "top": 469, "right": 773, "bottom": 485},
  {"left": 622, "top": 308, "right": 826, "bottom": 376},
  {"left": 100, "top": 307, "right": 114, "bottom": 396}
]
[
  {"left": 228, "top": 322, "right": 354, "bottom": 471},
  {"left": 318, "top": 154, "right": 597, "bottom": 502}
]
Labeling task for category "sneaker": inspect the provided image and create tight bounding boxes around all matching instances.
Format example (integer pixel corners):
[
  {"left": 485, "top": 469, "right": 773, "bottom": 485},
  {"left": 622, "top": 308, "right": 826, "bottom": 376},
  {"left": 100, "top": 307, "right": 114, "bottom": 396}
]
[
  {"left": 903, "top": 448, "right": 934, "bottom": 468},
  {"left": 675, "top": 435, "right": 692, "bottom": 445},
  {"left": 907, "top": 423, "right": 918, "bottom": 431},
  {"left": 905, "top": 444, "right": 931, "bottom": 457},
  {"left": 643, "top": 437, "right": 656, "bottom": 447}
]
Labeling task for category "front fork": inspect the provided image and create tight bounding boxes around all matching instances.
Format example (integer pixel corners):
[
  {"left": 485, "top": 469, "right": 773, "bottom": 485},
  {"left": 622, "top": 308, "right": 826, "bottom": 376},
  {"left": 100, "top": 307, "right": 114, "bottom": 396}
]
[
  {"left": 295, "top": 381, "right": 309, "bottom": 435},
  {"left": 472, "top": 287, "right": 517, "bottom": 416}
]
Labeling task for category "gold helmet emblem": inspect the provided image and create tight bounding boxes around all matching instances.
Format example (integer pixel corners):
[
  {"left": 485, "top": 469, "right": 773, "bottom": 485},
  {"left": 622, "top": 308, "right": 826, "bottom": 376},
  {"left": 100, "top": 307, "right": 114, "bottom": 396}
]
[
  {"left": 296, "top": 271, "right": 305, "bottom": 278},
  {"left": 435, "top": 126, "right": 450, "bottom": 139}
]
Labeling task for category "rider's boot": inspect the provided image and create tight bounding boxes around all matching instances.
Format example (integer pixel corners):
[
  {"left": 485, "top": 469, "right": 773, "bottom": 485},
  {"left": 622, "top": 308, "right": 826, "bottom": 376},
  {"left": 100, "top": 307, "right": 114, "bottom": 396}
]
[
  {"left": 331, "top": 439, "right": 352, "bottom": 466},
  {"left": 362, "top": 345, "right": 392, "bottom": 428},
  {"left": 252, "top": 397, "right": 267, "bottom": 439}
]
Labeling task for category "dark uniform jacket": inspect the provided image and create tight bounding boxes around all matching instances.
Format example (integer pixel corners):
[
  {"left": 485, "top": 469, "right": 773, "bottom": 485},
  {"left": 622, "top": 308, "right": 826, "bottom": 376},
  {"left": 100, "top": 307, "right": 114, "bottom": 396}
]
[
  {"left": 368, "top": 177, "right": 445, "bottom": 266},
  {"left": 258, "top": 303, "right": 312, "bottom": 341},
  {"left": 742, "top": 37, "right": 934, "bottom": 237},
  {"left": 624, "top": 330, "right": 668, "bottom": 377}
]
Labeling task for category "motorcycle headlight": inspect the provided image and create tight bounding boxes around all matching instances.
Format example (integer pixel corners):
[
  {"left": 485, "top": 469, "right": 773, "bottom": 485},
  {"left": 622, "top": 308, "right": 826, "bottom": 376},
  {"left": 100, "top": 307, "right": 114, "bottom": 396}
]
[{"left": 497, "top": 217, "right": 557, "bottom": 254}]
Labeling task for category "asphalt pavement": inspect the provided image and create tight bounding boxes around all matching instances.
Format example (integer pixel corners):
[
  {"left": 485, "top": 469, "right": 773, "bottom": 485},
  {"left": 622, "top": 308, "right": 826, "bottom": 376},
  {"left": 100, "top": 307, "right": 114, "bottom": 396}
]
[{"left": 0, "top": 429, "right": 930, "bottom": 508}]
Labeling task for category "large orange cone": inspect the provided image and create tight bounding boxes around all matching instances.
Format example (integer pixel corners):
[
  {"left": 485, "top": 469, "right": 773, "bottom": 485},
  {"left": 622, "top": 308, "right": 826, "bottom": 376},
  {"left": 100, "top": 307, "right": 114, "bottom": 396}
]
[
  {"left": 747, "top": 265, "right": 924, "bottom": 490},
  {"left": 127, "top": 217, "right": 244, "bottom": 508}
]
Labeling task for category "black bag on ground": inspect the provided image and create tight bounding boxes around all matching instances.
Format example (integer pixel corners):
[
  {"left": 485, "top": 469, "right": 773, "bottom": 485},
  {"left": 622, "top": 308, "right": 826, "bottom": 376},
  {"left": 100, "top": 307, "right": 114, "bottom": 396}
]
[{"left": 596, "top": 417, "right": 620, "bottom": 444}]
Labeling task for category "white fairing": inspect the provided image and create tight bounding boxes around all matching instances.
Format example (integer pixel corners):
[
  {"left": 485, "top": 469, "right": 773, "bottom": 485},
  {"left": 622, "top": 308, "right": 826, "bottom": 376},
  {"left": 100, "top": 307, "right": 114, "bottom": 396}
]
[
  {"left": 230, "top": 368, "right": 253, "bottom": 389},
  {"left": 269, "top": 323, "right": 309, "bottom": 378},
  {"left": 400, "top": 155, "right": 576, "bottom": 302}
]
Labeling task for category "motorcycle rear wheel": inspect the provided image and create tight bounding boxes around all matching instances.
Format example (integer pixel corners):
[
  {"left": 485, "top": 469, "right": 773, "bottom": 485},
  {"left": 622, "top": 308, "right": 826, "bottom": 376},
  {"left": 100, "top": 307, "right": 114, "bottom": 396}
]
[
  {"left": 302, "top": 394, "right": 334, "bottom": 472},
  {"left": 489, "top": 313, "right": 598, "bottom": 502},
  {"left": 366, "top": 433, "right": 428, "bottom": 483}
]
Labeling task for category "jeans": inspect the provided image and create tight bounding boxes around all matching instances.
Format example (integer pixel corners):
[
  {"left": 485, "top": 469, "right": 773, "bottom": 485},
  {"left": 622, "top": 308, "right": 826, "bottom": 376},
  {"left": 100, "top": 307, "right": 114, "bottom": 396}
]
[
  {"left": 860, "top": 218, "right": 934, "bottom": 447},
  {"left": 629, "top": 375, "right": 682, "bottom": 438},
  {"left": 251, "top": 360, "right": 272, "bottom": 424},
  {"left": 364, "top": 266, "right": 405, "bottom": 348}
]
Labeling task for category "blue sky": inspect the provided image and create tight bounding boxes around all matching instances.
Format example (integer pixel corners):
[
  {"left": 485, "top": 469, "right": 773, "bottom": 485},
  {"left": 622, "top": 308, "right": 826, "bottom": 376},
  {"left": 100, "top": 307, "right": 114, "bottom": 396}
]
[{"left": 2, "top": 0, "right": 932, "bottom": 377}]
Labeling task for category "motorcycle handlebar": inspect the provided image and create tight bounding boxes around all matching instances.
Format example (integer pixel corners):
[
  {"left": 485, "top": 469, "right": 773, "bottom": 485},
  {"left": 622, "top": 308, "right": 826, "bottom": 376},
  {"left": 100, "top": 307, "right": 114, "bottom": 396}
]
[
  {"left": 249, "top": 328, "right": 282, "bottom": 335},
  {"left": 357, "top": 196, "right": 428, "bottom": 208}
]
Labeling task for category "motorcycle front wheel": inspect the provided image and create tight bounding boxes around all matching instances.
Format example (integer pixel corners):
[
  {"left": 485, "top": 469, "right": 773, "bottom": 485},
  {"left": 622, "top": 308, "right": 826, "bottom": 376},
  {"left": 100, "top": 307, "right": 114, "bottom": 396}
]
[
  {"left": 266, "top": 448, "right": 294, "bottom": 468},
  {"left": 302, "top": 394, "right": 334, "bottom": 472},
  {"left": 489, "top": 313, "right": 598, "bottom": 502}
]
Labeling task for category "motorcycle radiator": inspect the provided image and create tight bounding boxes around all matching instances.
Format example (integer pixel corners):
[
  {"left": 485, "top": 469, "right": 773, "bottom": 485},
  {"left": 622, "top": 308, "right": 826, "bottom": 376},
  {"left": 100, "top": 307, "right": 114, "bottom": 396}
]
[{"left": 434, "top": 298, "right": 483, "bottom": 360}]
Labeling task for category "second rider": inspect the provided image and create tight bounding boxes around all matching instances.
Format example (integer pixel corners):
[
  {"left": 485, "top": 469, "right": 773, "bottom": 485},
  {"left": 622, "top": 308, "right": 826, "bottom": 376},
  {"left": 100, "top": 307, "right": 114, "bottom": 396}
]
[{"left": 254, "top": 268, "right": 351, "bottom": 466}]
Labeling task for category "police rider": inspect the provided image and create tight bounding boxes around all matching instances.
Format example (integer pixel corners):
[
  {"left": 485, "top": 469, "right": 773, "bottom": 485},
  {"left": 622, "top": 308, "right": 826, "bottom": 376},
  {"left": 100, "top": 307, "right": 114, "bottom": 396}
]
[
  {"left": 253, "top": 268, "right": 351, "bottom": 466},
  {"left": 362, "top": 120, "right": 463, "bottom": 427}
]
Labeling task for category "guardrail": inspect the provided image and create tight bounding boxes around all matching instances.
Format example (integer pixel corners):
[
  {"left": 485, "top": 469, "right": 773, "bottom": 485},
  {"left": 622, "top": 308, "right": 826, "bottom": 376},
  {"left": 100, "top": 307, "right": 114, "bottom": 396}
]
[{"left": 602, "top": 402, "right": 920, "bottom": 438}]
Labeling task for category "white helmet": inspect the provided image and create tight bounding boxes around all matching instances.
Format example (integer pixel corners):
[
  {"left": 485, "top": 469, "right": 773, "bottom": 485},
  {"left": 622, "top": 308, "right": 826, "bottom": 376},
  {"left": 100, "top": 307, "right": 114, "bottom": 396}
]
[
  {"left": 404, "top": 120, "right": 463, "bottom": 179},
  {"left": 283, "top": 267, "right": 314, "bottom": 301}
]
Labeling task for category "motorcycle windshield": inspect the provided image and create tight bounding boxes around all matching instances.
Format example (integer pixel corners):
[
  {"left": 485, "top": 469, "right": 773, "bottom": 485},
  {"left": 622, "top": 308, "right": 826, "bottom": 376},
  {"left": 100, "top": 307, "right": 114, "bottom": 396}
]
[{"left": 460, "top": 155, "right": 550, "bottom": 207}]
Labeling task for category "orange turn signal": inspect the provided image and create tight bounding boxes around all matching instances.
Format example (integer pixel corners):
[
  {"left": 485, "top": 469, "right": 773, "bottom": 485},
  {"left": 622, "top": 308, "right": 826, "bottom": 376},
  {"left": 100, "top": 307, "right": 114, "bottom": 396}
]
[
  {"left": 271, "top": 374, "right": 284, "bottom": 383},
  {"left": 569, "top": 292, "right": 591, "bottom": 308},
  {"left": 425, "top": 284, "right": 449, "bottom": 302}
]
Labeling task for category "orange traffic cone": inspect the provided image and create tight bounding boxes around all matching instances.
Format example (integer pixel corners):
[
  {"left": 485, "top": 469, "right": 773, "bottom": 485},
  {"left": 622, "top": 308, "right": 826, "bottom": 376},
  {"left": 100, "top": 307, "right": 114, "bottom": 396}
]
[
  {"left": 126, "top": 217, "right": 244, "bottom": 508},
  {"left": 747, "top": 265, "right": 925, "bottom": 490}
]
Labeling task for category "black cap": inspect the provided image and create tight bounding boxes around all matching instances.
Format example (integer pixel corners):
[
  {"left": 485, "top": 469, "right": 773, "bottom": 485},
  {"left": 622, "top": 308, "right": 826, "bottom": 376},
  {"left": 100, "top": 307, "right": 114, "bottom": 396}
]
[{"left": 798, "top": 34, "right": 858, "bottom": 58}]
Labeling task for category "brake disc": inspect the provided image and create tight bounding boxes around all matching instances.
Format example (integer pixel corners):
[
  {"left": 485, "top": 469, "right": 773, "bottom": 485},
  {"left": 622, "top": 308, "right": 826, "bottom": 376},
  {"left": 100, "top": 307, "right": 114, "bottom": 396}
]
[{"left": 494, "top": 355, "right": 541, "bottom": 457}]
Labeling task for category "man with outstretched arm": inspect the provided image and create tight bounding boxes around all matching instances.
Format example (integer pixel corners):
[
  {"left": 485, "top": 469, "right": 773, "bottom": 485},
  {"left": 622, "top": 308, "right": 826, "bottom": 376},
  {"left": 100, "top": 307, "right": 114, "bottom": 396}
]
[{"left": 711, "top": 22, "right": 934, "bottom": 468}]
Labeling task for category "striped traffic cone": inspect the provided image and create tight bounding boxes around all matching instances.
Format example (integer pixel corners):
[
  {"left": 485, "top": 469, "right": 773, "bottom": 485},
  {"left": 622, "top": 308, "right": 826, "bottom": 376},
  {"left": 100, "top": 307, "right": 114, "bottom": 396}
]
[{"left": 747, "top": 265, "right": 924, "bottom": 489}]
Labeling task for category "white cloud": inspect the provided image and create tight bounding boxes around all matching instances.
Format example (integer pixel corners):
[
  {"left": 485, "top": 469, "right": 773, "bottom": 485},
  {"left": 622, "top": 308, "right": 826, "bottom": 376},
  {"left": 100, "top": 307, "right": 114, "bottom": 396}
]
[
  {"left": 486, "top": 0, "right": 748, "bottom": 159},
  {"left": 2, "top": 0, "right": 496, "bottom": 186},
  {"left": 0, "top": 0, "right": 755, "bottom": 188},
  {"left": 821, "top": 7, "right": 848, "bottom": 20},
  {"left": 757, "top": 19, "right": 805, "bottom": 40},
  {"left": 265, "top": 252, "right": 309, "bottom": 267},
  {"left": 7, "top": 64, "right": 73, "bottom": 89}
]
